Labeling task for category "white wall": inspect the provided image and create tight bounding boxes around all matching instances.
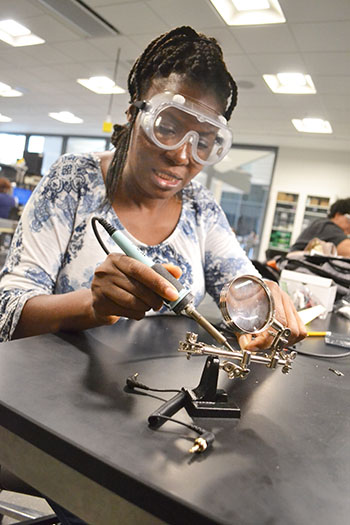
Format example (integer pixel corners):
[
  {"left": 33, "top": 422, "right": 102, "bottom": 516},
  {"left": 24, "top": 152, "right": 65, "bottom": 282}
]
[{"left": 259, "top": 146, "right": 350, "bottom": 260}]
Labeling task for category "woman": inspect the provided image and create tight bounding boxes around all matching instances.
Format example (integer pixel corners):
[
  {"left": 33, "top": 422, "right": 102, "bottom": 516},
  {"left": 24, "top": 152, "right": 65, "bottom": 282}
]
[
  {"left": 0, "top": 25, "right": 306, "bottom": 524},
  {"left": 0, "top": 26, "right": 305, "bottom": 349}
]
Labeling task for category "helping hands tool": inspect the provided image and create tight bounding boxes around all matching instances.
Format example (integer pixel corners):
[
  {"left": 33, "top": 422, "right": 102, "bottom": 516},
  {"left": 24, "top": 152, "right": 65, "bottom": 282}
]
[{"left": 92, "top": 217, "right": 235, "bottom": 353}]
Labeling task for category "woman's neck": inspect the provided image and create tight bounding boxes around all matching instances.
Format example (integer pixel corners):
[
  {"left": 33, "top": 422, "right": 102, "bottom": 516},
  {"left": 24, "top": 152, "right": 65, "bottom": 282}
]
[{"left": 96, "top": 150, "right": 182, "bottom": 244}]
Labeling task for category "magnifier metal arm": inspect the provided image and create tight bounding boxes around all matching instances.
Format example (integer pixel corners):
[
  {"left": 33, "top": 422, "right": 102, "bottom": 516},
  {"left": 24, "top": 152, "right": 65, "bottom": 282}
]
[
  {"left": 178, "top": 332, "right": 297, "bottom": 379},
  {"left": 267, "top": 318, "right": 292, "bottom": 362},
  {"left": 179, "top": 275, "right": 297, "bottom": 380}
]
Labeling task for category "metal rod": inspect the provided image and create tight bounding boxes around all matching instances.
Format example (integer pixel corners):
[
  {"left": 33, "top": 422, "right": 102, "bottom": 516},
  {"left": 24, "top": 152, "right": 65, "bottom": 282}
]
[
  {"left": 184, "top": 303, "right": 235, "bottom": 353},
  {"left": 179, "top": 341, "right": 290, "bottom": 367}
]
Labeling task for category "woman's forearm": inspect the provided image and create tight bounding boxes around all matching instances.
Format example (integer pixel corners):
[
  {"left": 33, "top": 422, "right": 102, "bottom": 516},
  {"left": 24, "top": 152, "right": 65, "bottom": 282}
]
[{"left": 12, "top": 289, "right": 118, "bottom": 339}]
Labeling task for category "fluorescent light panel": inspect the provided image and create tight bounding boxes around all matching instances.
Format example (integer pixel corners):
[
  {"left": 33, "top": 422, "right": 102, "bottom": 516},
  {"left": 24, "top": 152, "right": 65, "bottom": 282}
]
[
  {"left": 77, "top": 76, "right": 125, "bottom": 95},
  {"left": 0, "top": 81, "right": 23, "bottom": 97},
  {"left": 233, "top": 0, "right": 270, "bottom": 10},
  {"left": 0, "top": 113, "right": 12, "bottom": 122},
  {"left": 209, "top": 0, "right": 285, "bottom": 25},
  {"left": 0, "top": 19, "right": 45, "bottom": 46},
  {"left": 263, "top": 73, "right": 316, "bottom": 94},
  {"left": 292, "top": 118, "right": 332, "bottom": 134},
  {"left": 49, "top": 111, "right": 83, "bottom": 124}
]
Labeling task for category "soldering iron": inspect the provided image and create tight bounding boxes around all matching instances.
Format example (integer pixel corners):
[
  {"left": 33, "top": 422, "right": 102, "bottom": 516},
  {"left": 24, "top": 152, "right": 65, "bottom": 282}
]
[{"left": 91, "top": 216, "right": 235, "bottom": 353}]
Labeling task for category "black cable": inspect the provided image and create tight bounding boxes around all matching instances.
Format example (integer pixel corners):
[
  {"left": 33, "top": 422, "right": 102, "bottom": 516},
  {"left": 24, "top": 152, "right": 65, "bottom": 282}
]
[
  {"left": 296, "top": 348, "right": 350, "bottom": 359},
  {"left": 151, "top": 414, "right": 205, "bottom": 435},
  {"left": 91, "top": 216, "right": 112, "bottom": 256},
  {"left": 126, "top": 373, "right": 181, "bottom": 393},
  {"left": 126, "top": 373, "right": 215, "bottom": 453}
]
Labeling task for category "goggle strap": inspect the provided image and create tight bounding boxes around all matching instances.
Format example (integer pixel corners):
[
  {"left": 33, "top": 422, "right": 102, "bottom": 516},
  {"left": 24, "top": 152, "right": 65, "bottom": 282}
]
[{"left": 133, "top": 100, "right": 147, "bottom": 111}]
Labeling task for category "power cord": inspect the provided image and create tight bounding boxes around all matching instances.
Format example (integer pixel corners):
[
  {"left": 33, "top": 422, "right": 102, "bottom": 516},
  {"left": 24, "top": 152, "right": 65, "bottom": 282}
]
[
  {"left": 91, "top": 216, "right": 113, "bottom": 255},
  {"left": 295, "top": 348, "right": 350, "bottom": 359},
  {"left": 126, "top": 372, "right": 181, "bottom": 393},
  {"left": 126, "top": 373, "right": 215, "bottom": 454}
]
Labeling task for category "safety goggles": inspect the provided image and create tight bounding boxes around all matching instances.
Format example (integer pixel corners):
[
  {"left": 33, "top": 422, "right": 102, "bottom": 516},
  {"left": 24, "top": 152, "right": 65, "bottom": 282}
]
[{"left": 133, "top": 92, "right": 232, "bottom": 165}]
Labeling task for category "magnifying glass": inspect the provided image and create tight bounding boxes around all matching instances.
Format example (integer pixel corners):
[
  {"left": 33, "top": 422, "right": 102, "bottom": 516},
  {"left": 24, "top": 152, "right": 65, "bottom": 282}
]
[{"left": 219, "top": 275, "right": 275, "bottom": 334}]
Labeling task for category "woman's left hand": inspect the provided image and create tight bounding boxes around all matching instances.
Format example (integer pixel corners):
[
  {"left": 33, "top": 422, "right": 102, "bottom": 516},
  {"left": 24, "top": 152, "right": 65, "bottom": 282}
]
[{"left": 237, "top": 280, "right": 307, "bottom": 351}]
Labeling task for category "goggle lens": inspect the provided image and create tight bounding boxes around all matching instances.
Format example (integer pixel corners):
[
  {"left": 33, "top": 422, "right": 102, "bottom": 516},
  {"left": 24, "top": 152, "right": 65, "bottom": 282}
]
[
  {"left": 136, "top": 92, "right": 232, "bottom": 165},
  {"left": 153, "top": 107, "right": 223, "bottom": 162}
]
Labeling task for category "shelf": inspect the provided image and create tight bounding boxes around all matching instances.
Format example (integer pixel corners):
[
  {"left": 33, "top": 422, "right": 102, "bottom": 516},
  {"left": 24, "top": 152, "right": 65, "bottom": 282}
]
[
  {"left": 305, "top": 205, "right": 328, "bottom": 211},
  {"left": 271, "top": 227, "right": 293, "bottom": 232},
  {"left": 268, "top": 245, "right": 289, "bottom": 252},
  {"left": 304, "top": 211, "right": 328, "bottom": 218},
  {"left": 276, "top": 202, "right": 297, "bottom": 208}
]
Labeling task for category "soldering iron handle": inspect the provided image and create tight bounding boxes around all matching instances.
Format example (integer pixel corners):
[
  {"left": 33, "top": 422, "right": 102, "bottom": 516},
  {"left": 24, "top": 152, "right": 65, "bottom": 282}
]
[
  {"left": 148, "top": 391, "right": 187, "bottom": 429},
  {"left": 151, "top": 263, "right": 185, "bottom": 293},
  {"left": 107, "top": 223, "right": 193, "bottom": 312}
]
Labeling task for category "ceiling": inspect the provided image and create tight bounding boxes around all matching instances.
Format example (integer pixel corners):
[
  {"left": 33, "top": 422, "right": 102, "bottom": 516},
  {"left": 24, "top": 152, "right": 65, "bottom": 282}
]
[{"left": 1, "top": 0, "right": 350, "bottom": 152}]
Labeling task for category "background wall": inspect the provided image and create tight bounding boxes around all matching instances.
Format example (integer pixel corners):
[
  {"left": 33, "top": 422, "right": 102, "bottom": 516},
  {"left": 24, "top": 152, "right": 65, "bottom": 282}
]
[{"left": 259, "top": 146, "right": 350, "bottom": 260}]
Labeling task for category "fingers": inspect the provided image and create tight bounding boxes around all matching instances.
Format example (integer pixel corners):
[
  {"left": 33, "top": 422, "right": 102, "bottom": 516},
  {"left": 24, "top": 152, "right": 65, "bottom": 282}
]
[
  {"left": 163, "top": 263, "right": 182, "bottom": 279},
  {"left": 238, "top": 281, "right": 307, "bottom": 350},
  {"left": 265, "top": 280, "right": 307, "bottom": 345},
  {"left": 237, "top": 334, "right": 252, "bottom": 349},
  {"left": 240, "top": 331, "right": 273, "bottom": 351},
  {"left": 116, "top": 256, "right": 179, "bottom": 302},
  {"left": 280, "top": 288, "right": 307, "bottom": 343},
  {"left": 91, "top": 254, "right": 180, "bottom": 321}
]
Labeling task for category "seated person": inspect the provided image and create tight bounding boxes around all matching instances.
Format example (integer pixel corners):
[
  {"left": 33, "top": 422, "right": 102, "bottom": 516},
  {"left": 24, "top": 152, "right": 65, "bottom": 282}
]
[
  {"left": 0, "top": 25, "right": 306, "bottom": 525},
  {"left": 0, "top": 177, "right": 17, "bottom": 219},
  {"left": 290, "top": 198, "right": 350, "bottom": 257}
]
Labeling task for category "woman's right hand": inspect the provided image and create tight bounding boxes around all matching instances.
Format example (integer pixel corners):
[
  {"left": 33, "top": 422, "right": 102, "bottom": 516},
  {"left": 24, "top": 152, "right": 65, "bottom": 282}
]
[{"left": 90, "top": 254, "right": 181, "bottom": 325}]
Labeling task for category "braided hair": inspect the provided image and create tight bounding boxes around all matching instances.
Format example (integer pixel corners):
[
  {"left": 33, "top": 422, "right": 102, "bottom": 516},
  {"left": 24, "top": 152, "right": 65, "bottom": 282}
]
[{"left": 106, "top": 26, "right": 237, "bottom": 203}]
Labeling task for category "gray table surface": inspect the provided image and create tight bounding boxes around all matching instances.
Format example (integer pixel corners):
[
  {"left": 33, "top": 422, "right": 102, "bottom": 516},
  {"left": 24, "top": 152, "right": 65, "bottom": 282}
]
[{"left": 0, "top": 313, "right": 350, "bottom": 525}]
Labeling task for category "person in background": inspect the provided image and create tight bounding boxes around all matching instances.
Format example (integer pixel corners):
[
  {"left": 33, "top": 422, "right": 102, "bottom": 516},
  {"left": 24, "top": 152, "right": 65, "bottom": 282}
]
[
  {"left": 0, "top": 177, "right": 17, "bottom": 219},
  {"left": 0, "top": 26, "right": 306, "bottom": 523},
  {"left": 289, "top": 198, "right": 350, "bottom": 256}
]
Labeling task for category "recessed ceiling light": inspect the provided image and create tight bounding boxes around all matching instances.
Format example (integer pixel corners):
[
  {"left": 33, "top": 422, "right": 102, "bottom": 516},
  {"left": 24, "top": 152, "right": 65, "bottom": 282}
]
[
  {"left": 77, "top": 76, "right": 125, "bottom": 95},
  {"left": 0, "top": 113, "right": 12, "bottom": 122},
  {"left": 209, "top": 0, "right": 285, "bottom": 25},
  {"left": 0, "top": 19, "right": 45, "bottom": 47},
  {"left": 292, "top": 118, "right": 332, "bottom": 134},
  {"left": 263, "top": 73, "right": 316, "bottom": 94},
  {"left": 233, "top": 0, "right": 270, "bottom": 10},
  {"left": 0, "top": 81, "right": 23, "bottom": 97},
  {"left": 49, "top": 111, "right": 83, "bottom": 124}
]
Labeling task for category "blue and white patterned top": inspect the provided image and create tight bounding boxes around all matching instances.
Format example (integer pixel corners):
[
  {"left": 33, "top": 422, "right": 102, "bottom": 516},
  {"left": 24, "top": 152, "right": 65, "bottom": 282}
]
[{"left": 0, "top": 153, "right": 258, "bottom": 341}]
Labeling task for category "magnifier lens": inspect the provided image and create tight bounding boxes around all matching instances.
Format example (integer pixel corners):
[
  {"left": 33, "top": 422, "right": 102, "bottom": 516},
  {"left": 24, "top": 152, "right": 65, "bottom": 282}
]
[{"left": 220, "top": 276, "right": 272, "bottom": 333}]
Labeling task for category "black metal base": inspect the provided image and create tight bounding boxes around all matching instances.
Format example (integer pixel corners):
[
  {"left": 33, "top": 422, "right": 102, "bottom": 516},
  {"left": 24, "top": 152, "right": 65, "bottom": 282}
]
[
  {"left": 184, "top": 355, "right": 240, "bottom": 418},
  {"left": 148, "top": 355, "right": 240, "bottom": 428}
]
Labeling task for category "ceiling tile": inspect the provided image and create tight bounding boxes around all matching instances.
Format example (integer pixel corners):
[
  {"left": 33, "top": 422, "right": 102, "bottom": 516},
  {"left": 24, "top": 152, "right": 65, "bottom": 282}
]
[
  {"left": 321, "top": 94, "right": 350, "bottom": 110},
  {"left": 230, "top": 25, "right": 298, "bottom": 54},
  {"left": 291, "top": 21, "right": 350, "bottom": 52},
  {"left": 224, "top": 55, "right": 258, "bottom": 76},
  {"left": 312, "top": 75, "right": 350, "bottom": 94},
  {"left": 20, "top": 44, "right": 75, "bottom": 65},
  {"left": 303, "top": 52, "right": 350, "bottom": 75},
  {"left": 0, "top": 48, "right": 42, "bottom": 68},
  {"left": 86, "top": 35, "right": 140, "bottom": 61},
  {"left": 280, "top": 0, "right": 350, "bottom": 22},
  {"left": 146, "top": 0, "right": 222, "bottom": 29},
  {"left": 95, "top": 2, "right": 169, "bottom": 34},
  {"left": 53, "top": 40, "right": 108, "bottom": 62},
  {"left": 23, "top": 14, "right": 81, "bottom": 42},
  {"left": 0, "top": 0, "right": 44, "bottom": 18},
  {"left": 248, "top": 53, "right": 306, "bottom": 74}
]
